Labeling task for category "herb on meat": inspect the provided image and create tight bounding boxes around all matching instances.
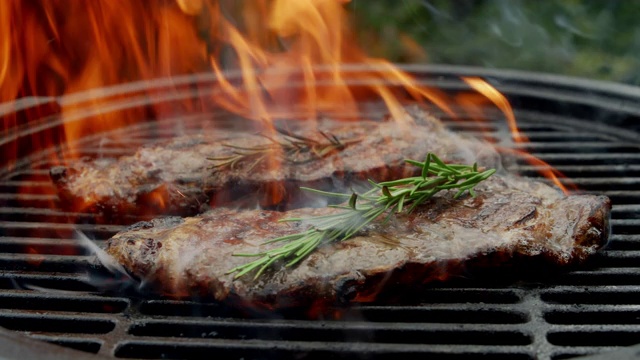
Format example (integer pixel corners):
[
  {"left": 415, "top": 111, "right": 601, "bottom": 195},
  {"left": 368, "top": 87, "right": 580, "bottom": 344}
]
[
  {"left": 227, "top": 153, "right": 496, "bottom": 279},
  {"left": 208, "top": 127, "right": 360, "bottom": 171}
]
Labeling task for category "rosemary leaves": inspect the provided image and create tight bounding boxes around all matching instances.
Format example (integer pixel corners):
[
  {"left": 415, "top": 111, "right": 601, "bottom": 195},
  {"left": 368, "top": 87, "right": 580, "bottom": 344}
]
[
  {"left": 208, "top": 127, "right": 361, "bottom": 171},
  {"left": 227, "top": 153, "right": 496, "bottom": 279}
]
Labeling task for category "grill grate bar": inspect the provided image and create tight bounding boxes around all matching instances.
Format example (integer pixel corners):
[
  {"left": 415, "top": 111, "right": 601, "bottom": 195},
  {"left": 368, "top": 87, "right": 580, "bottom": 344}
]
[
  {"left": 0, "top": 275, "right": 97, "bottom": 292},
  {"left": 0, "top": 180, "right": 54, "bottom": 188},
  {"left": 609, "top": 204, "right": 638, "bottom": 210},
  {"left": 553, "top": 268, "right": 640, "bottom": 278},
  {"left": 352, "top": 304, "right": 527, "bottom": 311},
  {"left": 440, "top": 121, "right": 501, "bottom": 130},
  {"left": 522, "top": 153, "right": 640, "bottom": 164},
  {"left": 112, "top": 338, "right": 536, "bottom": 356},
  {"left": 128, "top": 318, "right": 532, "bottom": 333},
  {"left": 559, "top": 178, "right": 640, "bottom": 185},
  {"left": 514, "top": 143, "right": 639, "bottom": 151},
  {"left": 0, "top": 254, "right": 94, "bottom": 273},
  {"left": 516, "top": 165, "right": 640, "bottom": 172},
  {"left": 0, "top": 221, "right": 124, "bottom": 232},
  {"left": 131, "top": 309, "right": 528, "bottom": 326},
  {"left": 595, "top": 190, "right": 640, "bottom": 204},
  {"left": 0, "top": 239, "right": 88, "bottom": 255},
  {"left": 5, "top": 169, "right": 52, "bottom": 180},
  {"left": 0, "top": 237, "right": 87, "bottom": 246},
  {"left": 0, "top": 207, "right": 96, "bottom": 218},
  {"left": 0, "top": 193, "right": 57, "bottom": 201},
  {"left": 518, "top": 132, "right": 614, "bottom": 141},
  {"left": 611, "top": 219, "right": 640, "bottom": 228},
  {"left": 0, "top": 289, "right": 129, "bottom": 304},
  {"left": 0, "top": 309, "right": 124, "bottom": 320},
  {"left": 0, "top": 271, "right": 92, "bottom": 283},
  {"left": 610, "top": 234, "right": 640, "bottom": 240},
  {"left": 0, "top": 310, "right": 119, "bottom": 322},
  {"left": 541, "top": 304, "right": 640, "bottom": 312},
  {"left": 28, "top": 333, "right": 111, "bottom": 341}
]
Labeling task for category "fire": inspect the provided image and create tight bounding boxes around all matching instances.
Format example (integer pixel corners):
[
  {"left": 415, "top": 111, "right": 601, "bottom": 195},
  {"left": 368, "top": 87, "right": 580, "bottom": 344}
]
[
  {"left": 1, "top": 0, "right": 572, "bottom": 217},
  {"left": 503, "top": 148, "right": 575, "bottom": 193},
  {"left": 462, "top": 77, "right": 526, "bottom": 143},
  {"left": 205, "top": 0, "right": 453, "bottom": 124},
  {"left": 1, "top": 0, "right": 208, "bottom": 167},
  {"left": 460, "top": 77, "right": 572, "bottom": 193},
  {"left": 1, "top": 0, "right": 450, "bottom": 175}
]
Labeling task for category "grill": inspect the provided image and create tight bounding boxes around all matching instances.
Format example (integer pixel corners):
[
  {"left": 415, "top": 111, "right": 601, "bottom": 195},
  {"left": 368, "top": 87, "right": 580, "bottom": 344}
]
[{"left": 1, "top": 65, "right": 639, "bottom": 360}]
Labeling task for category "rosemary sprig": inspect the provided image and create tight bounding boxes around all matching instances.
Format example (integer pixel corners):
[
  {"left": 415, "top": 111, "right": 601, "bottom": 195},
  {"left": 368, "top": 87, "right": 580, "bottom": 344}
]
[
  {"left": 208, "top": 127, "right": 361, "bottom": 171},
  {"left": 227, "top": 153, "right": 496, "bottom": 280}
]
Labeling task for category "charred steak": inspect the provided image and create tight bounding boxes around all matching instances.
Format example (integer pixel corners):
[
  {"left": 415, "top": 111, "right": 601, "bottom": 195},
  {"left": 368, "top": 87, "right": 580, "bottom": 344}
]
[
  {"left": 50, "top": 108, "right": 499, "bottom": 220},
  {"left": 105, "top": 175, "right": 611, "bottom": 307}
]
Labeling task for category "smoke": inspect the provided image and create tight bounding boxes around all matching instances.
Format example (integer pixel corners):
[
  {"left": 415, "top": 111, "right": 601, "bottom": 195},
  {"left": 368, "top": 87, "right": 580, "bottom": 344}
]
[
  {"left": 10, "top": 231, "right": 141, "bottom": 294},
  {"left": 76, "top": 231, "right": 141, "bottom": 293}
]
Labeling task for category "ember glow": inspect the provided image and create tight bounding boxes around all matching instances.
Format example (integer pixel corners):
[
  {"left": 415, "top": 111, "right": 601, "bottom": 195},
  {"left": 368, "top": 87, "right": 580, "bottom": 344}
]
[{"left": 1, "top": 0, "right": 571, "bottom": 208}]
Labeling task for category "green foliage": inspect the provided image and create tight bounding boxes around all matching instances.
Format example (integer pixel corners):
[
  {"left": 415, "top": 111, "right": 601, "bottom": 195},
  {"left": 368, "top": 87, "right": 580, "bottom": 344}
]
[{"left": 348, "top": 0, "right": 640, "bottom": 84}]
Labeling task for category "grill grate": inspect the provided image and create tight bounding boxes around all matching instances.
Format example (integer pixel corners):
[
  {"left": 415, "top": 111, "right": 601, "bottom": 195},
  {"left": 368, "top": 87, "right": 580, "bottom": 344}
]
[{"left": 1, "top": 101, "right": 639, "bottom": 360}]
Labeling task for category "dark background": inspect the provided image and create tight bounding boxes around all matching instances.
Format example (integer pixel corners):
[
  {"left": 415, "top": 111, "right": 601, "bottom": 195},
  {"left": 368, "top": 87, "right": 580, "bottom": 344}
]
[{"left": 349, "top": 0, "right": 640, "bottom": 84}]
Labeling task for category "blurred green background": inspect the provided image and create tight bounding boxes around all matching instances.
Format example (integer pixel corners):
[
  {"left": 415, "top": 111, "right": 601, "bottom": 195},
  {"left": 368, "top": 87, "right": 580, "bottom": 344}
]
[{"left": 348, "top": 0, "right": 640, "bottom": 84}]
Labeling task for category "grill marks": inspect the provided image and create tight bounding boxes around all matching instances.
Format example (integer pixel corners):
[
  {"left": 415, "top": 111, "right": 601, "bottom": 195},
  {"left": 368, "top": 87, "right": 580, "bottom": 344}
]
[{"left": 0, "top": 111, "right": 638, "bottom": 359}]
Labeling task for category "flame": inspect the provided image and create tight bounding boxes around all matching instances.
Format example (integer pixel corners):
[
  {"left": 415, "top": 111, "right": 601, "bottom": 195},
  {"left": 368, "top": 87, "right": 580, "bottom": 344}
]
[
  {"left": 462, "top": 77, "right": 526, "bottom": 143},
  {"left": 1, "top": 0, "right": 573, "bottom": 217},
  {"left": 204, "top": 0, "right": 454, "bottom": 123},
  {"left": 501, "top": 147, "right": 575, "bottom": 193},
  {"left": 460, "top": 77, "right": 572, "bottom": 194},
  {"left": 147, "top": 188, "right": 168, "bottom": 214},
  {"left": 1, "top": 0, "right": 208, "bottom": 165}
]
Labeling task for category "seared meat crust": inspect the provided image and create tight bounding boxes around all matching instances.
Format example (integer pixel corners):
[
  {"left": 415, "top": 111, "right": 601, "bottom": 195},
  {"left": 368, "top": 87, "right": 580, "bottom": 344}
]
[
  {"left": 50, "top": 108, "right": 499, "bottom": 220},
  {"left": 105, "top": 175, "right": 611, "bottom": 307}
]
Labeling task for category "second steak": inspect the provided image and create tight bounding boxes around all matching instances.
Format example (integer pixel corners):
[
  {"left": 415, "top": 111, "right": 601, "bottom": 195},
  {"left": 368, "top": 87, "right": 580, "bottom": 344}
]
[{"left": 50, "top": 107, "right": 499, "bottom": 221}]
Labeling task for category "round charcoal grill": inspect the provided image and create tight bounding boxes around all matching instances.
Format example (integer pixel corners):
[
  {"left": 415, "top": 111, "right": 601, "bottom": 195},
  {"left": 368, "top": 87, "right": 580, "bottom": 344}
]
[{"left": 0, "top": 65, "right": 639, "bottom": 360}]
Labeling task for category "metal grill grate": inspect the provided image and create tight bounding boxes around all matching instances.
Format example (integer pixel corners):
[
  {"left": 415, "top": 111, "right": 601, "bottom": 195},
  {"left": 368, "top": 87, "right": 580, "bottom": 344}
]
[{"left": 1, "top": 72, "right": 640, "bottom": 359}]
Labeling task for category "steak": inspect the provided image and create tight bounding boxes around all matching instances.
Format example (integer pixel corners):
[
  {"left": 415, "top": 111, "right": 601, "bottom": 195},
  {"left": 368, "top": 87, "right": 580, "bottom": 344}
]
[
  {"left": 50, "top": 107, "right": 499, "bottom": 221},
  {"left": 105, "top": 174, "right": 611, "bottom": 308}
]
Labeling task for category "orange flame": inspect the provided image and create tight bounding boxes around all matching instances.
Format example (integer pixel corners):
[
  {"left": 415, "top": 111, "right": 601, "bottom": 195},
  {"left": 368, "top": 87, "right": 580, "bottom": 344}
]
[
  {"left": 501, "top": 147, "right": 575, "bottom": 194},
  {"left": 462, "top": 77, "right": 526, "bottom": 143},
  {"left": 204, "top": 0, "right": 454, "bottom": 124},
  {"left": 1, "top": 0, "right": 208, "bottom": 166},
  {"left": 1, "top": 0, "right": 572, "bottom": 209},
  {"left": 461, "top": 77, "right": 572, "bottom": 194}
]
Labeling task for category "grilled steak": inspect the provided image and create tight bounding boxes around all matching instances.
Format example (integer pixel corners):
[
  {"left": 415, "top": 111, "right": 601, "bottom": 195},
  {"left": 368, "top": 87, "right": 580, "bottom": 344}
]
[
  {"left": 50, "top": 107, "right": 499, "bottom": 221},
  {"left": 105, "top": 175, "right": 611, "bottom": 308}
]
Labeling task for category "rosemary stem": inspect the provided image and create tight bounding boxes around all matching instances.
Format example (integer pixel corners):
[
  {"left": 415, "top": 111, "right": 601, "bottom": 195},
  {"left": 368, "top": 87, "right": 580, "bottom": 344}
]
[{"left": 228, "top": 153, "right": 496, "bottom": 279}]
